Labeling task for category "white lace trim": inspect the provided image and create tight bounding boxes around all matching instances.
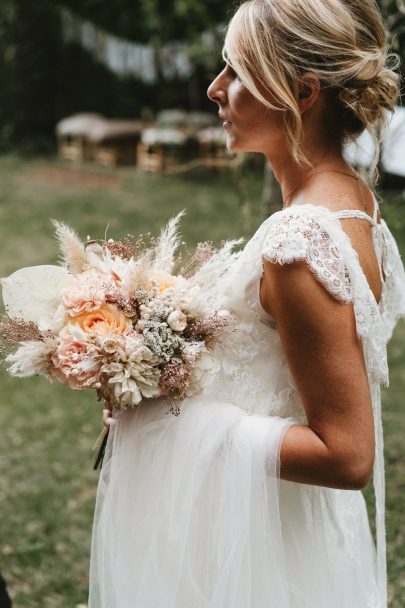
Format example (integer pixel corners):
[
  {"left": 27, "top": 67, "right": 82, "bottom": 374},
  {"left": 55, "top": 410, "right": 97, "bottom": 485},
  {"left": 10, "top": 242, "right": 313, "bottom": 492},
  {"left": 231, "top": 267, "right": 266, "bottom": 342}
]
[{"left": 378, "top": 220, "right": 405, "bottom": 341}]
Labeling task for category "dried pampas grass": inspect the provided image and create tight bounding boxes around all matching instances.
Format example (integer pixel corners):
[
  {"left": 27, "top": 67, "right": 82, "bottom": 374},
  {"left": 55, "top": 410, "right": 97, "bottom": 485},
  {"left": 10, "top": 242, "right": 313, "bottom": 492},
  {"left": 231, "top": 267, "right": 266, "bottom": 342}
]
[
  {"left": 188, "top": 238, "right": 243, "bottom": 301},
  {"left": 51, "top": 219, "right": 86, "bottom": 274},
  {"left": 152, "top": 210, "right": 186, "bottom": 273},
  {"left": 6, "top": 338, "right": 58, "bottom": 378}
]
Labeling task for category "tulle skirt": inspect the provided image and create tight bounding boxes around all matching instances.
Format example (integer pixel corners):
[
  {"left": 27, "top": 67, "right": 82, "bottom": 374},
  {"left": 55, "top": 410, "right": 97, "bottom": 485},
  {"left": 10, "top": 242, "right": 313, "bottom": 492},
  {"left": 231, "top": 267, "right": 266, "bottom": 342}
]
[{"left": 89, "top": 397, "right": 380, "bottom": 608}]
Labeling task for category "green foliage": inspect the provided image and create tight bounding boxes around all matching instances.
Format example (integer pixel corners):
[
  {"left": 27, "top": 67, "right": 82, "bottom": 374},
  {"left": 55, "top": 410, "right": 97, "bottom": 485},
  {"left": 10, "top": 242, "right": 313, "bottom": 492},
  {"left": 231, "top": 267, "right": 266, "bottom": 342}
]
[
  {"left": 0, "top": 0, "right": 238, "bottom": 153},
  {"left": 0, "top": 1, "right": 65, "bottom": 152},
  {"left": 61, "top": 0, "right": 237, "bottom": 43},
  {"left": 378, "top": 0, "right": 405, "bottom": 85}
]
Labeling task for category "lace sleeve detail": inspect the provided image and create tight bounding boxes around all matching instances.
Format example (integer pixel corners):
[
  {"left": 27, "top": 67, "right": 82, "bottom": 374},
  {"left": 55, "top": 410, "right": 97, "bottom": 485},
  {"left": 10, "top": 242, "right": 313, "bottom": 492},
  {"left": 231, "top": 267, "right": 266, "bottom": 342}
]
[
  {"left": 261, "top": 205, "right": 389, "bottom": 388},
  {"left": 261, "top": 207, "right": 352, "bottom": 302}
]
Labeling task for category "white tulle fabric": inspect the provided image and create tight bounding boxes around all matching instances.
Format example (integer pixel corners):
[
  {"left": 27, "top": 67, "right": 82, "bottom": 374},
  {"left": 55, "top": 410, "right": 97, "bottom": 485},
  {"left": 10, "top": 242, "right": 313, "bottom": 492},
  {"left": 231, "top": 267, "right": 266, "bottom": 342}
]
[{"left": 89, "top": 201, "right": 405, "bottom": 608}]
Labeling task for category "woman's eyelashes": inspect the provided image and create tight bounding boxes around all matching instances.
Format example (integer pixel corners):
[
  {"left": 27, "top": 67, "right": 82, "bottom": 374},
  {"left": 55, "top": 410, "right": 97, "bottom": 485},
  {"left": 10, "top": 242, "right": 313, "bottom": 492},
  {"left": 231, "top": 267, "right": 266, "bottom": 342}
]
[
  {"left": 225, "top": 63, "right": 241, "bottom": 81},
  {"left": 231, "top": 69, "right": 241, "bottom": 82}
]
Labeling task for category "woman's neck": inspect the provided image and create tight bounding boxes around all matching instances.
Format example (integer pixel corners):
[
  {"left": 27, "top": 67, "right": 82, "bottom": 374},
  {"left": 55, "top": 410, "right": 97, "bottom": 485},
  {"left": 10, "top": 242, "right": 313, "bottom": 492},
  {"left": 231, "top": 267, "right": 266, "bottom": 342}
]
[{"left": 266, "top": 133, "right": 349, "bottom": 207}]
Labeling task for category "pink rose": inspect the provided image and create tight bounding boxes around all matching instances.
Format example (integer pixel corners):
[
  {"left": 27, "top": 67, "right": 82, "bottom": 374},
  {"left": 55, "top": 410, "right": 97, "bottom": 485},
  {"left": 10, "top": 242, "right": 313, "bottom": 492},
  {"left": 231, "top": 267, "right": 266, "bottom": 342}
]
[
  {"left": 62, "top": 270, "right": 108, "bottom": 316},
  {"left": 51, "top": 338, "right": 101, "bottom": 389}
]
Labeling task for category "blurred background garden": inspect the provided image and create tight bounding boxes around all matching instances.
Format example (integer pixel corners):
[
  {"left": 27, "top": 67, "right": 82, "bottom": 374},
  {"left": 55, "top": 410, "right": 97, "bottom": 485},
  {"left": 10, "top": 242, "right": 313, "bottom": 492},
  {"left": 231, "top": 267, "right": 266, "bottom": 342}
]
[{"left": 0, "top": 1, "right": 405, "bottom": 606}]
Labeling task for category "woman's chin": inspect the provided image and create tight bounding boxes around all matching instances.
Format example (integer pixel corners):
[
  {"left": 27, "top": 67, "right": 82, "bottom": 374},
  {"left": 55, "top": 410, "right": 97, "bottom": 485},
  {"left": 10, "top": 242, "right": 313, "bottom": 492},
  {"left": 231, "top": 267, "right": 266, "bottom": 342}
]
[
  {"left": 226, "top": 138, "right": 253, "bottom": 154},
  {"left": 226, "top": 135, "right": 244, "bottom": 153},
  {"left": 225, "top": 131, "right": 259, "bottom": 154}
]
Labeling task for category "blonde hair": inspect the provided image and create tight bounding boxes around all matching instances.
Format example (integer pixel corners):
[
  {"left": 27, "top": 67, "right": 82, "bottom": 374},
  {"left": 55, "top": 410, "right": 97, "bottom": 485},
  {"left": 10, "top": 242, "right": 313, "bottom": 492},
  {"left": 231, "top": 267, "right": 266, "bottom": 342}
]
[{"left": 223, "top": 0, "right": 400, "bottom": 182}]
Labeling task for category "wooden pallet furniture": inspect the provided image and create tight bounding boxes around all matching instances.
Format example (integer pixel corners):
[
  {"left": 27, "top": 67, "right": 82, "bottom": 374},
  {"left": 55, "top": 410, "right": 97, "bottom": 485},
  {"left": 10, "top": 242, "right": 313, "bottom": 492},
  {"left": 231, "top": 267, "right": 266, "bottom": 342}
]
[{"left": 56, "top": 113, "right": 105, "bottom": 162}]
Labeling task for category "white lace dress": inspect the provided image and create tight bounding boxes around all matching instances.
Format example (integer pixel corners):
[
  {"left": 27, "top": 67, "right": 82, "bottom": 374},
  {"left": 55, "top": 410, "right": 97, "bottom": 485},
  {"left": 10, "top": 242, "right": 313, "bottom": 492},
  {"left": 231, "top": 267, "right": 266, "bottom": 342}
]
[{"left": 89, "top": 200, "right": 405, "bottom": 608}]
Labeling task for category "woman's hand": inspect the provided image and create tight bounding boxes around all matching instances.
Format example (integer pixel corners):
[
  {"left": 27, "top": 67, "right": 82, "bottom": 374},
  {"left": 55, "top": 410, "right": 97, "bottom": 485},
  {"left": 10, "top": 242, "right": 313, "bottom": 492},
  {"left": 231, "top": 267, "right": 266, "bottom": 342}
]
[{"left": 103, "top": 408, "right": 114, "bottom": 429}]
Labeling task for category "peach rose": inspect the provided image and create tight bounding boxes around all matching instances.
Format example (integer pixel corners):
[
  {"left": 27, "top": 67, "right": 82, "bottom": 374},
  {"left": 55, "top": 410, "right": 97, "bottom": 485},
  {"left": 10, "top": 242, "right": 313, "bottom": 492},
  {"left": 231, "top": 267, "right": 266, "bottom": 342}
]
[
  {"left": 145, "top": 270, "right": 185, "bottom": 294},
  {"left": 67, "top": 303, "right": 132, "bottom": 337}
]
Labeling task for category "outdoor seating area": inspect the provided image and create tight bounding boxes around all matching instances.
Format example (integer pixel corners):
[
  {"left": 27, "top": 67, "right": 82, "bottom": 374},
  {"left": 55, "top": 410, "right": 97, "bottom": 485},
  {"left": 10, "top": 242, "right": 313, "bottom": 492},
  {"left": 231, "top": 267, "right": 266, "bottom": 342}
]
[{"left": 56, "top": 110, "right": 237, "bottom": 172}]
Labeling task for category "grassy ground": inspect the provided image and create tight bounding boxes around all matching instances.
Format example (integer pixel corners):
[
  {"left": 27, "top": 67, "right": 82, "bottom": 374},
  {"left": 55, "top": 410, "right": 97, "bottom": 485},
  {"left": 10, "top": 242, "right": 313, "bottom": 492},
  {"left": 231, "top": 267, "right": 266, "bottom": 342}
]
[{"left": 0, "top": 155, "right": 404, "bottom": 607}]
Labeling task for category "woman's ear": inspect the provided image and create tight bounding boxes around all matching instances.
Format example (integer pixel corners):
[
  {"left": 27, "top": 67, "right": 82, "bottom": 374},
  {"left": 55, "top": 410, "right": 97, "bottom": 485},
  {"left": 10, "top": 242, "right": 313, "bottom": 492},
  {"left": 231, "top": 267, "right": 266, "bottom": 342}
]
[{"left": 298, "top": 72, "right": 321, "bottom": 113}]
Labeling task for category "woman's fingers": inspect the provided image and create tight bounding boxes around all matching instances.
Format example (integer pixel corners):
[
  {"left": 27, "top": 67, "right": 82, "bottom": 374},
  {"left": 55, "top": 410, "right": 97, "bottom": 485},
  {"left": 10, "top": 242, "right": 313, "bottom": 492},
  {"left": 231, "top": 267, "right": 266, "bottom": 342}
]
[{"left": 103, "top": 408, "right": 114, "bottom": 428}]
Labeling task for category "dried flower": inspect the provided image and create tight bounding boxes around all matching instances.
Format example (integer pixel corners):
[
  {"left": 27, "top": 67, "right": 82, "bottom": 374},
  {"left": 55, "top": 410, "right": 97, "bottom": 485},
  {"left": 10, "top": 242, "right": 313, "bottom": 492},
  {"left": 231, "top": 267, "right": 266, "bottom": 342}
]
[
  {"left": 184, "top": 312, "right": 230, "bottom": 348},
  {"left": 102, "top": 338, "right": 119, "bottom": 354},
  {"left": 6, "top": 338, "right": 58, "bottom": 378},
  {"left": 104, "top": 236, "right": 137, "bottom": 260},
  {"left": 180, "top": 241, "right": 216, "bottom": 278},
  {"left": 0, "top": 316, "right": 51, "bottom": 344},
  {"left": 159, "top": 360, "right": 191, "bottom": 396},
  {"left": 141, "top": 320, "right": 180, "bottom": 363}
]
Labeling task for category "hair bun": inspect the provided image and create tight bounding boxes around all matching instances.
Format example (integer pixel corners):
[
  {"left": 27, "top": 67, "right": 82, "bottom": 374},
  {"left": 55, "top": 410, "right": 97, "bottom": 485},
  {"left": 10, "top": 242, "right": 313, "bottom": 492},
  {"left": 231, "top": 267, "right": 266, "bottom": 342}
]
[{"left": 338, "top": 62, "right": 399, "bottom": 135}]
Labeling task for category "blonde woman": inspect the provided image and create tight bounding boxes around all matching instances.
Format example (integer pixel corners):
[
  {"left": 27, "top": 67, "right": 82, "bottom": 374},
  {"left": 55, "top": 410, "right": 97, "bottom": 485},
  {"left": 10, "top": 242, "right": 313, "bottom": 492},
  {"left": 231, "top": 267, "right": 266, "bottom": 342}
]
[{"left": 90, "top": 1, "right": 405, "bottom": 606}]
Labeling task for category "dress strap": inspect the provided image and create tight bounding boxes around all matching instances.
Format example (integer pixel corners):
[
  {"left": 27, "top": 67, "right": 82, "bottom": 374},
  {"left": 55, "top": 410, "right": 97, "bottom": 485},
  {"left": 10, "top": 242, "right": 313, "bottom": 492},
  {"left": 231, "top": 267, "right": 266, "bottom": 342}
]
[
  {"left": 333, "top": 209, "right": 378, "bottom": 226},
  {"left": 333, "top": 177, "right": 379, "bottom": 226}
]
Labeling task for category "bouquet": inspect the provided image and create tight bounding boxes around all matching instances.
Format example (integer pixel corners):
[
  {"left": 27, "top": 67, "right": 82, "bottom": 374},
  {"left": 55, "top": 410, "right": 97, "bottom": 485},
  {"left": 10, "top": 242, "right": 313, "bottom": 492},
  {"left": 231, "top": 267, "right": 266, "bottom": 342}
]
[{"left": 0, "top": 213, "right": 241, "bottom": 464}]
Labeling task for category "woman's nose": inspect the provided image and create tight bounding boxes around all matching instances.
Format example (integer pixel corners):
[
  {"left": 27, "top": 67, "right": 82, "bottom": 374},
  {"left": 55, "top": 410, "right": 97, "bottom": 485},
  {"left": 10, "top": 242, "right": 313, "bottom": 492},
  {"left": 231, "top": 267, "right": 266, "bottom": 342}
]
[{"left": 207, "top": 70, "right": 227, "bottom": 105}]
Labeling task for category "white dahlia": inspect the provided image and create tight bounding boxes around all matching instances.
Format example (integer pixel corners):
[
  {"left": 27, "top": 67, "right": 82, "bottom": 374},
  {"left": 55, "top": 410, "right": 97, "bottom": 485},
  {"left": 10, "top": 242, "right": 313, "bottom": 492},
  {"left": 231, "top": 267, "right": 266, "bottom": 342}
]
[{"left": 101, "top": 334, "right": 161, "bottom": 407}]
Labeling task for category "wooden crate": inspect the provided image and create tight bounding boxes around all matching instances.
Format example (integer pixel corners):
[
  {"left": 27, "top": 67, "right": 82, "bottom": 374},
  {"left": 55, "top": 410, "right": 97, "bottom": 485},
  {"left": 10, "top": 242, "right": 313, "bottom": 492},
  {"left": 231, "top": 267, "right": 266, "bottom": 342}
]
[
  {"left": 57, "top": 134, "right": 92, "bottom": 162},
  {"left": 137, "top": 142, "right": 166, "bottom": 173},
  {"left": 92, "top": 143, "right": 137, "bottom": 167},
  {"left": 198, "top": 141, "right": 238, "bottom": 169}
]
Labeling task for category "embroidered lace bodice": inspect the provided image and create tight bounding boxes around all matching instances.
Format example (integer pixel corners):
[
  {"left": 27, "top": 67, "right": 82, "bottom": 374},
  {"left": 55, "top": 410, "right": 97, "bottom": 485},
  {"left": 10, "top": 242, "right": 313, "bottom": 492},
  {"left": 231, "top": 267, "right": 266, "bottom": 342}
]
[
  {"left": 203, "top": 197, "right": 405, "bottom": 605},
  {"left": 206, "top": 198, "right": 405, "bottom": 415}
]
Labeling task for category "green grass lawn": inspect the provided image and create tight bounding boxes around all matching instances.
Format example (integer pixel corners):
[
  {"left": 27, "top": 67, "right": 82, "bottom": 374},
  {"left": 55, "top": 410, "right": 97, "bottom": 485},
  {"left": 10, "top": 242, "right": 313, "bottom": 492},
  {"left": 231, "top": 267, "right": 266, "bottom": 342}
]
[{"left": 0, "top": 155, "right": 404, "bottom": 607}]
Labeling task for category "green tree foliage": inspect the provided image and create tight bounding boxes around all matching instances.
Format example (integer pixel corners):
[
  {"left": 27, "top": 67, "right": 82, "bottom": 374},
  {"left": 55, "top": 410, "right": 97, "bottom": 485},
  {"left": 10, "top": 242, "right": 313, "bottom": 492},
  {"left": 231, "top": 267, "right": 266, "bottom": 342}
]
[
  {"left": 378, "top": 0, "right": 405, "bottom": 83},
  {"left": 0, "top": 0, "right": 402, "bottom": 153},
  {"left": 61, "top": 0, "right": 236, "bottom": 43},
  {"left": 0, "top": 0, "right": 238, "bottom": 152}
]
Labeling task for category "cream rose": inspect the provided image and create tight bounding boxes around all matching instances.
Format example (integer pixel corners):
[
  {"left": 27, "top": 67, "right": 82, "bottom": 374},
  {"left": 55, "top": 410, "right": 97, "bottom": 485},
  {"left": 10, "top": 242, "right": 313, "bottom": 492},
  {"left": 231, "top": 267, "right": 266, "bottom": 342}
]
[{"left": 167, "top": 310, "right": 187, "bottom": 332}]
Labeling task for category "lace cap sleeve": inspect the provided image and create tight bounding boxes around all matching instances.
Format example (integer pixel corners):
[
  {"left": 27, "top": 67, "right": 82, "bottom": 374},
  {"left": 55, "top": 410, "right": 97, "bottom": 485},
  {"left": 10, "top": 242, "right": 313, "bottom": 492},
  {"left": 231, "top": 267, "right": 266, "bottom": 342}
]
[
  {"left": 261, "top": 205, "right": 389, "bottom": 387},
  {"left": 261, "top": 206, "right": 352, "bottom": 303}
]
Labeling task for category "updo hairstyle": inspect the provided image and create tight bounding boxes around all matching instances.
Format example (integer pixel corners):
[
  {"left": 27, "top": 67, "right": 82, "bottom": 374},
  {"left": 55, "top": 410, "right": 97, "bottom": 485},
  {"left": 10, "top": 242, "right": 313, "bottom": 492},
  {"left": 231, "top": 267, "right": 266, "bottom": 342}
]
[{"left": 224, "top": 0, "right": 400, "bottom": 179}]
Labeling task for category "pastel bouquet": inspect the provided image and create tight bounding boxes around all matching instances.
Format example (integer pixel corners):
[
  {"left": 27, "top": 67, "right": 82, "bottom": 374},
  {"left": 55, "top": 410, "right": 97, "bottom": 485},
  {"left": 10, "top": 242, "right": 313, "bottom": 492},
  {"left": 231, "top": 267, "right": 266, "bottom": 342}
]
[{"left": 0, "top": 213, "right": 240, "bottom": 424}]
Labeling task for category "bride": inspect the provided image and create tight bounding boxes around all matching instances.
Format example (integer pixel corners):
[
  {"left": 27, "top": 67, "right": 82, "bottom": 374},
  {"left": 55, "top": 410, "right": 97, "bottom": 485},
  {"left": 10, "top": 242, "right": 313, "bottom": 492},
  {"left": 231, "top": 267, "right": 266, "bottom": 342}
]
[{"left": 89, "top": 1, "right": 405, "bottom": 606}]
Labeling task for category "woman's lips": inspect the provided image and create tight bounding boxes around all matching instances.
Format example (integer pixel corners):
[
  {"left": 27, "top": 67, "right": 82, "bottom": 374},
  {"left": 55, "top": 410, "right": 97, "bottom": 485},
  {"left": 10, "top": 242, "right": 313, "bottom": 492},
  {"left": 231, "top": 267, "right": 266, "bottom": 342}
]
[{"left": 223, "top": 121, "right": 232, "bottom": 129}]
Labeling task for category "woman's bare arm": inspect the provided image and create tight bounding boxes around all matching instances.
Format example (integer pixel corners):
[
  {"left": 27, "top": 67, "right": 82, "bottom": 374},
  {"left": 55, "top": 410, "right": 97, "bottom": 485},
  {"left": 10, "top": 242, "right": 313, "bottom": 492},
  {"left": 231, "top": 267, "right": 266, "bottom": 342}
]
[{"left": 261, "top": 258, "right": 375, "bottom": 490}]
